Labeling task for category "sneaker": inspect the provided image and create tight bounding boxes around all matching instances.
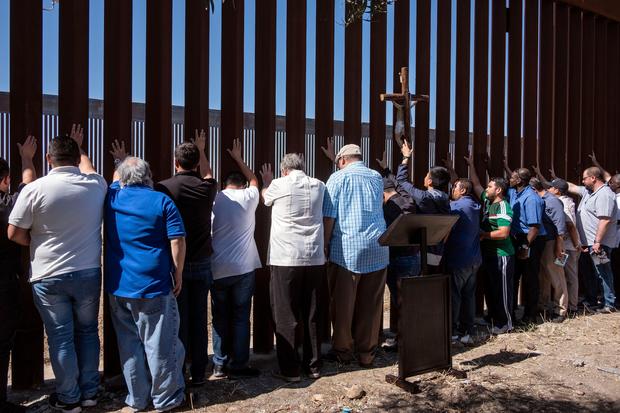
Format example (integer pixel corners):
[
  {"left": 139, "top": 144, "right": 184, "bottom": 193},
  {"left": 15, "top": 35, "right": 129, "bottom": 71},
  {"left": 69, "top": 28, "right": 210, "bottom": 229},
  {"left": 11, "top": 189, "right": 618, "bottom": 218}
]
[
  {"left": 227, "top": 366, "right": 261, "bottom": 378},
  {"left": 474, "top": 317, "right": 490, "bottom": 326},
  {"left": 49, "top": 393, "right": 82, "bottom": 413},
  {"left": 460, "top": 335, "right": 474, "bottom": 345},
  {"left": 211, "top": 364, "right": 227, "bottom": 379},
  {"left": 451, "top": 334, "right": 460, "bottom": 341},
  {"left": 305, "top": 367, "right": 321, "bottom": 379},
  {"left": 491, "top": 325, "right": 511, "bottom": 335},
  {"left": 323, "top": 350, "right": 352, "bottom": 365},
  {"left": 551, "top": 315, "right": 566, "bottom": 323},
  {"left": 597, "top": 306, "right": 616, "bottom": 314},
  {"left": 271, "top": 370, "right": 301, "bottom": 383},
  {"left": 0, "top": 401, "right": 26, "bottom": 413},
  {"left": 80, "top": 395, "right": 98, "bottom": 408}
]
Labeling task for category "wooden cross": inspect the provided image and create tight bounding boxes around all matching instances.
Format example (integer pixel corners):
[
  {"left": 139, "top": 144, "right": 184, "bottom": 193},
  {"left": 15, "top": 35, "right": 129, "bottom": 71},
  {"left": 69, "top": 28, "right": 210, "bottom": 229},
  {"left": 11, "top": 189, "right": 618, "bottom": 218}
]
[{"left": 380, "top": 67, "right": 429, "bottom": 145}]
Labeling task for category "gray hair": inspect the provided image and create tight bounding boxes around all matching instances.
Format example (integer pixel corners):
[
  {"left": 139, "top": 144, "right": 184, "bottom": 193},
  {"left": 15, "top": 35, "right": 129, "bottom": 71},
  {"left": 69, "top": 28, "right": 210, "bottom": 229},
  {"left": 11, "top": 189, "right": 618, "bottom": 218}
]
[
  {"left": 118, "top": 157, "right": 153, "bottom": 188},
  {"left": 280, "top": 153, "right": 305, "bottom": 173}
]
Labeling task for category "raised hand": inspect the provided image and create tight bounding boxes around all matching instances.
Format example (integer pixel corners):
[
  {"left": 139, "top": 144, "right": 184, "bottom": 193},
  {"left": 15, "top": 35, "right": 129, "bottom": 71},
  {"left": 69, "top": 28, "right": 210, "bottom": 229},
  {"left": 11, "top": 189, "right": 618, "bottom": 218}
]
[
  {"left": 549, "top": 167, "right": 558, "bottom": 179},
  {"left": 260, "top": 163, "right": 274, "bottom": 187},
  {"left": 70, "top": 123, "right": 84, "bottom": 148},
  {"left": 109, "top": 139, "right": 128, "bottom": 162},
  {"left": 464, "top": 152, "right": 474, "bottom": 166},
  {"left": 227, "top": 138, "right": 243, "bottom": 161},
  {"left": 532, "top": 164, "right": 541, "bottom": 176},
  {"left": 442, "top": 152, "right": 454, "bottom": 171},
  {"left": 401, "top": 139, "right": 413, "bottom": 159},
  {"left": 588, "top": 151, "right": 600, "bottom": 166},
  {"left": 375, "top": 150, "right": 388, "bottom": 170},
  {"left": 192, "top": 129, "right": 207, "bottom": 153},
  {"left": 320, "top": 137, "right": 336, "bottom": 163},
  {"left": 17, "top": 135, "right": 37, "bottom": 159}
]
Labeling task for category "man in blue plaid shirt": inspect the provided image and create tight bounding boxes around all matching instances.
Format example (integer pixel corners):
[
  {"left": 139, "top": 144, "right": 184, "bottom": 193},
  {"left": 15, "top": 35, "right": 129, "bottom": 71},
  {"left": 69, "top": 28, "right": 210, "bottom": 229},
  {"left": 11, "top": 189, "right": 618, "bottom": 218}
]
[{"left": 323, "top": 144, "right": 389, "bottom": 367}]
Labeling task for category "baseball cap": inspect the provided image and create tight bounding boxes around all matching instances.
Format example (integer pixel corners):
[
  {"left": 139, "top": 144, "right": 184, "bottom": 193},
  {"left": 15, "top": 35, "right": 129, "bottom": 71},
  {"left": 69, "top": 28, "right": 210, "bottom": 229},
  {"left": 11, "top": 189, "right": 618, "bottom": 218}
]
[{"left": 550, "top": 178, "right": 568, "bottom": 194}]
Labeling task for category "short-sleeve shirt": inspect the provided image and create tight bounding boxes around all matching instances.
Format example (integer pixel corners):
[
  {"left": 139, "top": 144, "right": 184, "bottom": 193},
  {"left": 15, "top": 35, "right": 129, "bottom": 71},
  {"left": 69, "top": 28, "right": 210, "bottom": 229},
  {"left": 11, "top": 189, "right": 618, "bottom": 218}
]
[
  {"left": 615, "top": 193, "right": 620, "bottom": 248},
  {"left": 559, "top": 195, "right": 577, "bottom": 251},
  {"left": 211, "top": 186, "right": 262, "bottom": 279},
  {"left": 323, "top": 161, "right": 389, "bottom": 274},
  {"left": 444, "top": 195, "right": 482, "bottom": 270},
  {"left": 105, "top": 182, "right": 186, "bottom": 298},
  {"left": 541, "top": 192, "right": 567, "bottom": 238},
  {"left": 507, "top": 186, "right": 547, "bottom": 237},
  {"left": 263, "top": 170, "right": 325, "bottom": 266},
  {"left": 0, "top": 185, "right": 24, "bottom": 274},
  {"left": 576, "top": 185, "right": 618, "bottom": 247},
  {"left": 9, "top": 166, "right": 108, "bottom": 282},
  {"left": 156, "top": 171, "right": 217, "bottom": 262},
  {"left": 481, "top": 192, "right": 515, "bottom": 257}
]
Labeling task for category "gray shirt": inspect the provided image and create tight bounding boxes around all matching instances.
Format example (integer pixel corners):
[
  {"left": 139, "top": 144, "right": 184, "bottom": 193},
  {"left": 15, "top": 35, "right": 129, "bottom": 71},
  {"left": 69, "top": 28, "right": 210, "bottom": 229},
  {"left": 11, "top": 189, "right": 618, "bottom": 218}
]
[
  {"left": 541, "top": 192, "right": 566, "bottom": 239},
  {"left": 576, "top": 185, "right": 618, "bottom": 247}
]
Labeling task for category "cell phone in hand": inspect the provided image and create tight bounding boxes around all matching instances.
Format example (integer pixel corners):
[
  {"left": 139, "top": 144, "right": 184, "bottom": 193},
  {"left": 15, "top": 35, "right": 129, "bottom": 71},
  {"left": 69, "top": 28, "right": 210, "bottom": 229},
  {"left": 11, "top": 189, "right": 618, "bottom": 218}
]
[{"left": 554, "top": 252, "right": 569, "bottom": 267}]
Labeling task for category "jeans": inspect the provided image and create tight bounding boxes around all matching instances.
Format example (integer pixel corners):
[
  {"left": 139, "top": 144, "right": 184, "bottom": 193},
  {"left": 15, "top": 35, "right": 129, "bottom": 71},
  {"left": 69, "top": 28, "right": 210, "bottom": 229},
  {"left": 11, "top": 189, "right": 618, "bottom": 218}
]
[
  {"left": 211, "top": 271, "right": 255, "bottom": 370},
  {"left": 31, "top": 268, "right": 101, "bottom": 404},
  {"left": 0, "top": 273, "right": 21, "bottom": 403},
  {"left": 177, "top": 258, "right": 212, "bottom": 382},
  {"left": 450, "top": 263, "right": 480, "bottom": 335},
  {"left": 589, "top": 246, "right": 616, "bottom": 308},
  {"left": 386, "top": 254, "right": 421, "bottom": 334},
  {"left": 109, "top": 292, "right": 185, "bottom": 411}
]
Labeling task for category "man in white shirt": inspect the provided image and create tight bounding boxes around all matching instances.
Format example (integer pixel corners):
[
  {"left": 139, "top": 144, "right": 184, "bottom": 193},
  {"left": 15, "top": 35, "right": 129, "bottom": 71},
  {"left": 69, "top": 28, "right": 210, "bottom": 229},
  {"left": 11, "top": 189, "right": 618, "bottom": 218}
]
[
  {"left": 8, "top": 128, "right": 107, "bottom": 413},
  {"left": 210, "top": 139, "right": 262, "bottom": 379},
  {"left": 259, "top": 154, "right": 325, "bottom": 382}
]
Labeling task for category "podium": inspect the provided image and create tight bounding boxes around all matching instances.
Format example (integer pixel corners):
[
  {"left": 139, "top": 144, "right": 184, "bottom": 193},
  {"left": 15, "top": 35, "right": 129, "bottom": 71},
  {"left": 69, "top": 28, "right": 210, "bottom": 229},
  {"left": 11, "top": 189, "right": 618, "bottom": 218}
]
[{"left": 379, "top": 214, "right": 459, "bottom": 379}]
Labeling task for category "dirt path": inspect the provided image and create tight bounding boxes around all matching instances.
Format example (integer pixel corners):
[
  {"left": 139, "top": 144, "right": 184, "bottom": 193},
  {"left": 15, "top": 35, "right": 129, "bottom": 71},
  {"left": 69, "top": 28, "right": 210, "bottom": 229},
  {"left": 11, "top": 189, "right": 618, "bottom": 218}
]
[{"left": 15, "top": 311, "right": 620, "bottom": 412}]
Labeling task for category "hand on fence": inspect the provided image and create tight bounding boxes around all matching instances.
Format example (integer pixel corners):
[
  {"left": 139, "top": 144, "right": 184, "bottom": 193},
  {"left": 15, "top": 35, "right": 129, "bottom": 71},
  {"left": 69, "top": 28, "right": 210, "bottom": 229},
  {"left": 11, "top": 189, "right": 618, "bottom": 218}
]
[
  {"left": 400, "top": 139, "right": 413, "bottom": 159},
  {"left": 17, "top": 135, "right": 37, "bottom": 159},
  {"left": 532, "top": 164, "right": 541, "bottom": 177},
  {"left": 109, "top": 139, "right": 129, "bottom": 162},
  {"left": 588, "top": 151, "right": 600, "bottom": 167},
  {"left": 320, "top": 137, "right": 336, "bottom": 164},
  {"left": 549, "top": 167, "right": 558, "bottom": 180},
  {"left": 375, "top": 150, "right": 388, "bottom": 170},
  {"left": 70, "top": 124, "right": 84, "bottom": 148},
  {"left": 442, "top": 153, "right": 454, "bottom": 171},
  {"left": 464, "top": 152, "right": 474, "bottom": 166},
  {"left": 227, "top": 138, "right": 243, "bottom": 161},
  {"left": 193, "top": 129, "right": 207, "bottom": 152},
  {"left": 260, "top": 163, "right": 273, "bottom": 187}
]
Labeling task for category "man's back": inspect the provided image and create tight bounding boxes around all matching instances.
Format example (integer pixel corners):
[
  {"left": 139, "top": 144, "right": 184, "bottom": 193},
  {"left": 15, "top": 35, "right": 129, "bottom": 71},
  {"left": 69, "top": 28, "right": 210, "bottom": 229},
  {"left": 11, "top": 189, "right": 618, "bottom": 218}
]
[
  {"left": 445, "top": 195, "right": 481, "bottom": 270},
  {"left": 263, "top": 170, "right": 325, "bottom": 266},
  {"left": 156, "top": 171, "right": 217, "bottom": 261},
  {"left": 211, "top": 186, "right": 261, "bottom": 279},
  {"left": 0, "top": 189, "right": 22, "bottom": 272},
  {"left": 8, "top": 166, "right": 107, "bottom": 281}
]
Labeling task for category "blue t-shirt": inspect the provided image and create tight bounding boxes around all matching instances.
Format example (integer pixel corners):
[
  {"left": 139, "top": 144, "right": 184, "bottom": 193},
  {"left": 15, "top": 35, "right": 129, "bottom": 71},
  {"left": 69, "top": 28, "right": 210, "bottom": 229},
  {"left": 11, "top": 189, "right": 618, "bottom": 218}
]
[
  {"left": 508, "top": 186, "right": 547, "bottom": 237},
  {"left": 444, "top": 195, "right": 482, "bottom": 270},
  {"left": 105, "top": 182, "right": 186, "bottom": 298}
]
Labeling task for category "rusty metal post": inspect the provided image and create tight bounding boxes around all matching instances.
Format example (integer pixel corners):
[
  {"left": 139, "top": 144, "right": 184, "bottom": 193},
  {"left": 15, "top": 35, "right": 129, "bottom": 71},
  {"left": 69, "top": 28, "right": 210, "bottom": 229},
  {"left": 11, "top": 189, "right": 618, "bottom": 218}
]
[
  {"left": 507, "top": 0, "right": 523, "bottom": 168},
  {"left": 454, "top": 0, "right": 471, "bottom": 178},
  {"left": 9, "top": 0, "right": 44, "bottom": 390},
  {"left": 567, "top": 7, "right": 583, "bottom": 182},
  {"left": 594, "top": 18, "right": 608, "bottom": 165},
  {"left": 553, "top": 3, "right": 569, "bottom": 178},
  {"left": 580, "top": 14, "right": 595, "bottom": 168},
  {"left": 473, "top": 0, "right": 489, "bottom": 177},
  {"left": 434, "top": 0, "right": 451, "bottom": 168},
  {"left": 489, "top": 0, "right": 506, "bottom": 177},
  {"left": 392, "top": 0, "right": 409, "bottom": 169},
  {"left": 369, "top": 0, "right": 387, "bottom": 169},
  {"left": 522, "top": 0, "right": 538, "bottom": 171},
  {"left": 344, "top": 2, "right": 362, "bottom": 146},
  {"left": 538, "top": 0, "right": 553, "bottom": 173},
  {"left": 414, "top": 0, "right": 430, "bottom": 187},
  {"left": 286, "top": 0, "right": 307, "bottom": 154}
]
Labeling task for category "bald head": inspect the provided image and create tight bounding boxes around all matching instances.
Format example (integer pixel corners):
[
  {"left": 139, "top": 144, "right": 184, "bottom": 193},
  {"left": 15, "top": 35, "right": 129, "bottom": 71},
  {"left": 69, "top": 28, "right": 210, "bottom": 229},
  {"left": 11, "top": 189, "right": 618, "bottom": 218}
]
[{"left": 609, "top": 173, "right": 620, "bottom": 193}]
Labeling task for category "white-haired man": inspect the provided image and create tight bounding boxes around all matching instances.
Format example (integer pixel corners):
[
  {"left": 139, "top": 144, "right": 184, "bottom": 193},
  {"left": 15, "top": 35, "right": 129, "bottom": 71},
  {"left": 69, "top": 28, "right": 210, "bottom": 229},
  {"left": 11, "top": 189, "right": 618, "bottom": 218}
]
[{"left": 260, "top": 153, "right": 325, "bottom": 382}]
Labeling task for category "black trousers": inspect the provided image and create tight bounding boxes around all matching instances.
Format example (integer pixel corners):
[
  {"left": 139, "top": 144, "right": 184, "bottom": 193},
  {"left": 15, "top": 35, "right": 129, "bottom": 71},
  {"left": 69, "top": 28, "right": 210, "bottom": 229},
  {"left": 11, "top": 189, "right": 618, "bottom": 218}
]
[
  {"left": 612, "top": 248, "right": 620, "bottom": 307},
  {"left": 512, "top": 236, "right": 545, "bottom": 320},
  {"left": 269, "top": 265, "right": 323, "bottom": 377},
  {"left": 484, "top": 255, "right": 515, "bottom": 329},
  {"left": 0, "top": 273, "right": 21, "bottom": 402}
]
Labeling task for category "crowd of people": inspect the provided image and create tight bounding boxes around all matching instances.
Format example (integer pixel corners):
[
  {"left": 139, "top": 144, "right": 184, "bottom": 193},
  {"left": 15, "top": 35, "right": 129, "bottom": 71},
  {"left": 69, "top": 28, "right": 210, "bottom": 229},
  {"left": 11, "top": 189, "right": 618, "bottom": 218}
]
[{"left": 0, "top": 128, "right": 618, "bottom": 413}]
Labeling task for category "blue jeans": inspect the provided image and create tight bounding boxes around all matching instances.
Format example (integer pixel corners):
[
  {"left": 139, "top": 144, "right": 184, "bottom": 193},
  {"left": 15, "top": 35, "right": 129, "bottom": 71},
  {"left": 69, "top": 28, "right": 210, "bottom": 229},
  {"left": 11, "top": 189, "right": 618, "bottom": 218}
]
[
  {"left": 109, "top": 292, "right": 185, "bottom": 411},
  {"left": 450, "top": 263, "right": 481, "bottom": 335},
  {"left": 177, "top": 258, "right": 212, "bottom": 381},
  {"left": 31, "top": 268, "right": 101, "bottom": 404},
  {"left": 386, "top": 254, "right": 420, "bottom": 334},
  {"left": 211, "top": 271, "right": 255, "bottom": 370},
  {"left": 589, "top": 246, "right": 616, "bottom": 308}
]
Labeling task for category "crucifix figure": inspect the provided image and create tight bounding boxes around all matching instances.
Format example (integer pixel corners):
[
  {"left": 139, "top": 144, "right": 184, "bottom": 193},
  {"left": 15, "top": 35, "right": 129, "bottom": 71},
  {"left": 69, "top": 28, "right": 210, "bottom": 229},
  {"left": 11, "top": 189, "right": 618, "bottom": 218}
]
[{"left": 381, "top": 67, "right": 429, "bottom": 146}]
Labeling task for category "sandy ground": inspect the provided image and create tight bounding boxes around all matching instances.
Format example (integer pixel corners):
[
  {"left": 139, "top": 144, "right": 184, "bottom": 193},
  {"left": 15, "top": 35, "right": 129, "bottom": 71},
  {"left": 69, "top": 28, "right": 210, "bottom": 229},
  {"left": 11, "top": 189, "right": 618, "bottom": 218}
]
[{"left": 9, "top": 306, "right": 620, "bottom": 412}]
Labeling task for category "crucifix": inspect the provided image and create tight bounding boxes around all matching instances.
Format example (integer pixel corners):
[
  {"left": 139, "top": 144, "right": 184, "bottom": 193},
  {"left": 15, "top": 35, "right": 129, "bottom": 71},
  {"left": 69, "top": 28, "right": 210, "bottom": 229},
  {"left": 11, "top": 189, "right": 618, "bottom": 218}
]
[{"left": 380, "top": 67, "right": 429, "bottom": 145}]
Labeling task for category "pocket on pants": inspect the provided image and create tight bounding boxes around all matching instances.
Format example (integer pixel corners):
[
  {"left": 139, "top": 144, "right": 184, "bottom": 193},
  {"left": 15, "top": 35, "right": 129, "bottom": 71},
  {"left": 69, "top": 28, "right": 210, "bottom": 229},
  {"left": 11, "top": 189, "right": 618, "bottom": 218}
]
[{"left": 140, "top": 296, "right": 163, "bottom": 316}]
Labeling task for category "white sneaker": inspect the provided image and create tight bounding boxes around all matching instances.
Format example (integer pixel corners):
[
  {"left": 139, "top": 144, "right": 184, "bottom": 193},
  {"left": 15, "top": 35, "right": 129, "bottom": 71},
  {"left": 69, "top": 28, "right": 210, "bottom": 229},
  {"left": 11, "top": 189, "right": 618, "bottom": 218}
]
[
  {"left": 460, "top": 335, "right": 474, "bottom": 345},
  {"left": 491, "top": 325, "right": 510, "bottom": 335},
  {"left": 451, "top": 334, "right": 460, "bottom": 341}
]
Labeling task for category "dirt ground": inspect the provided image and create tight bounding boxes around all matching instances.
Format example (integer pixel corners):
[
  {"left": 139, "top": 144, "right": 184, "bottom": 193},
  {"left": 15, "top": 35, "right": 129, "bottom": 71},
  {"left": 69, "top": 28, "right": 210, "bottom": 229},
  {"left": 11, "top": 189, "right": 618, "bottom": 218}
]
[{"left": 10, "top": 307, "right": 620, "bottom": 413}]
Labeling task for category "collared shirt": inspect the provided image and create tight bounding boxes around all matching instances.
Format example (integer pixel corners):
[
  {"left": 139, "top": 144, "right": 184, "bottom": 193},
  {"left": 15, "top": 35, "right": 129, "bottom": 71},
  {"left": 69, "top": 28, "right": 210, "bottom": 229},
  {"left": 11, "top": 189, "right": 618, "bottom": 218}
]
[
  {"left": 8, "top": 166, "right": 107, "bottom": 282},
  {"left": 507, "top": 186, "right": 547, "bottom": 237},
  {"left": 263, "top": 170, "right": 325, "bottom": 266},
  {"left": 211, "top": 186, "right": 262, "bottom": 279},
  {"left": 395, "top": 164, "right": 450, "bottom": 214},
  {"left": 576, "top": 185, "right": 618, "bottom": 247},
  {"left": 541, "top": 192, "right": 567, "bottom": 239},
  {"left": 105, "top": 182, "right": 186, "bottom": 298},
  {"left": 323, "top": 161, "right": 388, "bottom": 274},
  {"left": 156, "top": 171, "right": 217, "bottom": 262},
  {"left": 444, "top": 195, "right": 482, "bottom": 270},
  {"left": 558, "top": 195, "right": 577, "bottom": 251}
]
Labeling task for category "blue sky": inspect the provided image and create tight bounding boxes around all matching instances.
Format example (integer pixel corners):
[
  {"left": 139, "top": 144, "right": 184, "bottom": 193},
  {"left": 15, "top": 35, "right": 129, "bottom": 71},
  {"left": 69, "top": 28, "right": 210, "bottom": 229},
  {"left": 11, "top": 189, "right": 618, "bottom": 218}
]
[{"left": 0, "top": 0, "right": 486, "bottom": 130}]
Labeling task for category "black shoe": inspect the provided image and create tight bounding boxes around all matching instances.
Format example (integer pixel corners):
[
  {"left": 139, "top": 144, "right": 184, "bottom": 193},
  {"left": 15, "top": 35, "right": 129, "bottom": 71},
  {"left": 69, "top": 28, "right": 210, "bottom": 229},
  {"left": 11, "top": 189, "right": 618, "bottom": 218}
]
[
  {"left": 189, "top": 377, "right": 206, "bottom": 387},
  {"left": 597, "top": 306, "right": 616, "bottom": 314},
  {"left": 49, "top": 393, "right": 82, "bottom": 413},
  {"left": 211, "top": 364, "right": 227, "bottom": 379},
  {"left": 358, "top": 360, "right": 374, "bottom": 369},
  {"left": 0, "top": 401, "right": 26, "bottom": 413},
  {"left": 304, "top": 367, "right": 321, "bottom": 379},
  {"left": 550, "top": 315, "right": 566, "bottom": 323},
  {"left": 227, "top": 366, "right": 260, "bottom": 378},
  {"left": 271, "top": 370, "right": 301, "bottom": 383},
  {"left": 81, "top": 394, "right": 98, "bottom": 408},
  {"left": 323, "top": 350, "right": 352, "bottom": 365}
]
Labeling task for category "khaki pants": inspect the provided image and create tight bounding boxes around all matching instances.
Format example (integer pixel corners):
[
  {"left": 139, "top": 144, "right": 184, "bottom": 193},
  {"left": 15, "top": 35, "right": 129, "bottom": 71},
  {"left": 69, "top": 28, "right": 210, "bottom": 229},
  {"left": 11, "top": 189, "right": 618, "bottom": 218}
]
[
  {"left": 564, "top": 250, "right": 580, "bottom": 311},
  {"left": 327, "top": 263, "right": 387, "bottom": 365},
  {"left": 538, "top": 240, "right": 569, "bottom": 317}
]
